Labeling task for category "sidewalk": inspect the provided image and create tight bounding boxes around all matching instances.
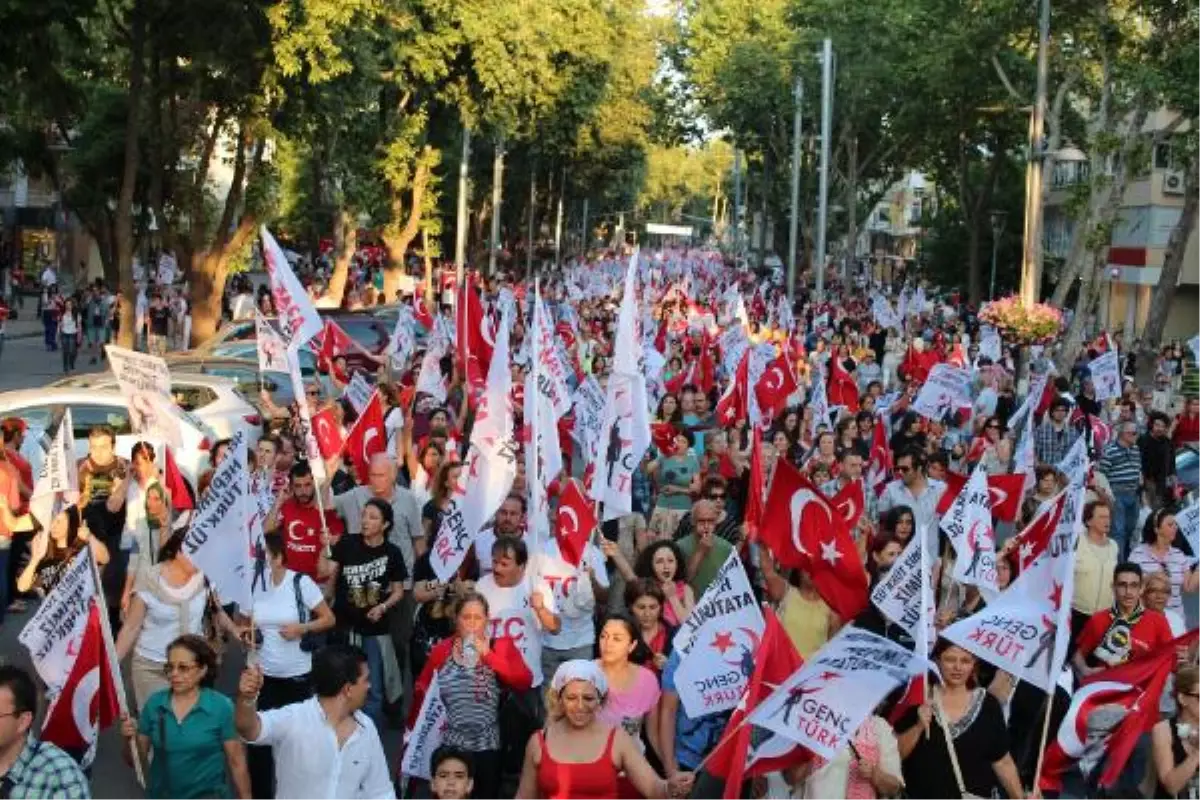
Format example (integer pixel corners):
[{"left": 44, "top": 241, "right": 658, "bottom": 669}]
[{"left": 2, "top": 314, "right": 49, "bottom": 340}]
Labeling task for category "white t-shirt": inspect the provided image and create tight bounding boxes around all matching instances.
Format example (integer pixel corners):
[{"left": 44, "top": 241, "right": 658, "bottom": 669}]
[
  {"left": 538, "top": 547, "right": 597, "bottom": 652},
  {"left": 254, "top": 569, "right": 324, "bottom": 678},
  {"left": 475, "top": 527, "right": 498, "bottom": 572},
  {"left": 476, "top": 570, "right": 558, "bottom": 687},
  {"left": 135, "top": 572, "right": 208, "bottom": 663}
]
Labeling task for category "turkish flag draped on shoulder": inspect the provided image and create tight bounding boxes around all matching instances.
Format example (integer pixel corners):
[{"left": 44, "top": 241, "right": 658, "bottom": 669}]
[
  {"left": 705, "top": 609, "right": 808, "bottom": 798},
  {"left": 827, "top": 354, "right": 859, "bottom": 410},
  {"left": 555, "top": 479, "right": 596, "bottom": 567},
  {"left": 759, "top": 459, "right": 869, "bottom": 620},
  {"left": 715, "top": 351, "right": 750, "bottom": 427},
  {"left": 40, "top": 601, "right": 121, "bottom": 766},
  {"left": 343, "top": 391, "right": 387, "bottom": 483},
  {"left": 754, "top": 352, "right": 797, "bottom": 420},
  {"left": 1040, "top": 630, "right": 1198, "bottom": 793},
  {"left": 311, "top": 406, "right": 345, "bottom": 460}
]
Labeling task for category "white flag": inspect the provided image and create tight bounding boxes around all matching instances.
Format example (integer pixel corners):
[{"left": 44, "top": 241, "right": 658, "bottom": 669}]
[
  {"left": 286, "top": 351, "right": 326, "bottom": 483},
  {"left": 19, "top": 548, "right": 97, "bottom": 695},
  {"left": 261, "top": 226, "right": 322, "bottom": 350},
  {"left": 416, "top": 347, "right": 448, "bottom": 403},
  {"left": 400, "top": 673, "right": 448, "bottom": 780},
  {"left": 672, "top": 550, "right": 764, "bottom": 717},
  {"left": 342, "top": 372, "right": 373, "bottom": 415},
  {"left": 430, "top": 307, "right": 518, "bottom": 582},
  {"left": 978, "top": 326, "right": 1002, "bottom": 362},
  {"left": 870, "top": 530, "right": 936, "bottom": 645},
  {"left": 183, "top": 431, "right": 252, "bottom": 611},
  {"left": 105, "top": 344, "right": 181, "bottom": 448},
  {"left": 388, "top": 307, "right": 417, "bottom": 370},
  {"left": 808, "top": 369, "right": 831, "bottom": 439},
  {"left": 939, "top": 464, "right": 999, "bottom": 594},
  {"left": 571, "top": 376, "right": 607, "bottom": 470},
  {"left": 1088, "top": 351, "right": 1122, "bottom": 401},
  {"left": 29, "top": 409, "right": 78, "bottom": 532},
  {"left": 255, "top": 312, "right": 290, "bottom": 373},
  {"left": 747, "top": 627, "right": 925, "bottom": 760},
  {"left": 525, "top": 285, "right": 563, "bottom": 560},
  {"left": 531, "top": 293, "right": 572, "bottom": 420},
  {"left": 1176, "top": 503, "right": 1199, "bottom": 558},
  {"left": 911, "top": 363, "right": 972, "bottom": 422}
]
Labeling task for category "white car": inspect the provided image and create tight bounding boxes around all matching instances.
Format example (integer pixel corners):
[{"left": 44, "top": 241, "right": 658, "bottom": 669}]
[
  {"left": 0, "top": 387, "right": 218, "bottom": 482},
  {"left": 52, "top": 373, "right": 263, "bottom": 446}
]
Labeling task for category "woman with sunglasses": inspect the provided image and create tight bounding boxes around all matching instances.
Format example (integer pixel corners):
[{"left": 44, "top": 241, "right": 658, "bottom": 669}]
[{"left": 120, "top": 635, "right": 250, "bottom": 799}]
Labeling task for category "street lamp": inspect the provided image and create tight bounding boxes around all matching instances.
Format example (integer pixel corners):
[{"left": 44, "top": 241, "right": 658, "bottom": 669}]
[{"left": 989, "top": 209, "right": 1007, "bottom": 301}]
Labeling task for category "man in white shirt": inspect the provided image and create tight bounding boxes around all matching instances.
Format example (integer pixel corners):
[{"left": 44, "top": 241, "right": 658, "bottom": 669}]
[
  {"left": 236, "top": 645, "right": 395, "bottom": 800},
  {"left": 39, "top": 264, "right": 57, "bottom": 290},
  {"left": 877, "top": 447, "right": 946, "bottom": 554}
]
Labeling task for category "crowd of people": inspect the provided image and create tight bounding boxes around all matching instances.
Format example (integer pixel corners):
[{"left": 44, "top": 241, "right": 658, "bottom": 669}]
[{"left": 0, "top": 245, "right": 1196, "bottom": 800}]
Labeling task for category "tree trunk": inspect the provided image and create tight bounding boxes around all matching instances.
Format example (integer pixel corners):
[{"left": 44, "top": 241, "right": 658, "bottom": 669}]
[
  {"left": 114, "top": 1, "right": 146, "bottom": 348},
  {"left": 326, "top": 209, "right": 356, "bottom": 306},
  {"left": 190, "top": 218, "right": 257, "bottom": 345},
  {"left": 382, "top": 148, "right": 432, "bottom": 297},
  {"left": 967, "top": 219, "right": 983, "bottom": 306}
]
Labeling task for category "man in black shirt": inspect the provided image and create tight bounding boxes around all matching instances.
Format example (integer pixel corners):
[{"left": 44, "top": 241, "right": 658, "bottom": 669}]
[
  {"left": 77, "top": 425, "right": 128, "bottom": 629},
  {"left": 147, "top": 292, "right": 171, "bottom": 355}
]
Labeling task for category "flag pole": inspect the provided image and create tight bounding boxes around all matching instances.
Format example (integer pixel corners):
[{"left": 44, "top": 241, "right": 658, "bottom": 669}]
[
  {"left": 87, "top": 547, "right": 145, "bottom": 788},
  {"left": 1030, "top": 687, "right": 1056, "bottom": 793}
]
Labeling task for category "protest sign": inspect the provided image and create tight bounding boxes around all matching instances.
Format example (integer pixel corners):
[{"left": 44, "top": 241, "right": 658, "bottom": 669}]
[{"left": 183, "top": 431, "right": 251, "bottom": 610}]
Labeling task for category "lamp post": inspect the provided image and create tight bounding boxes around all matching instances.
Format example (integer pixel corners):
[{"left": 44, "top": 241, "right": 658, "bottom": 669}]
[
  {"left": 989, "top": 209, "right": 1007, "bottom": 301},
  {"left": 1018, "top": 0, "right": 1050, "bottom": 308}
]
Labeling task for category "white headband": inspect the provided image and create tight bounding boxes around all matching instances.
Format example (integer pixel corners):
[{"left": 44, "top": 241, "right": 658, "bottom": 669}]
[{"left": 550, "top": 659, "right": 608, "bottom": 698}]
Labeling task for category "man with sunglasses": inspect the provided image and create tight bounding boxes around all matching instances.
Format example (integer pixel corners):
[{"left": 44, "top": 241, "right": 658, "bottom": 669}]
[
  {"left": 671, "top": 476, "right": 741, "bottom": 545},
  {"left": 878, "top": 448, "right": 945, "bottom": 554},
  {"left": 0, "top": 665, "right": 90, "bottom": 798}
]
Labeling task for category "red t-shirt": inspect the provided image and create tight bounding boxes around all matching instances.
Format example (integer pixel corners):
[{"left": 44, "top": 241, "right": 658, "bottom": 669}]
[
  {"left": 278, "top": 499, "right": 344, "bottom": 581},
  {"left": 5, "top": 447, "right": 32, "bottom": 511},
  {"left": 1174, "top": 413, "right": 1199, "bottom": 448},
  {"left": 1076, "top": 608, "right": 1174, "bottom": 667}
]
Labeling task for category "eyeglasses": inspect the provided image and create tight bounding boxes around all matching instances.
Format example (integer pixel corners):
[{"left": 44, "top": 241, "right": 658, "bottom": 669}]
[
  {"left": 0, "top": 711, "right": 22, "bottom": 721},
  {"left": 163, "top": 662, "right": 201, "bottom": 676},
  {"left": 708, "top": 493, "right": 726, "bottom": 501},
  {"left": 986, "top": 424, "right": 1000, "bottom": 430}
]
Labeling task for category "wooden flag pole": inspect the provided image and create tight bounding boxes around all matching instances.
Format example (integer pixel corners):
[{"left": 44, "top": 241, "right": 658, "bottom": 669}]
[
  {"left": 87, "top": 547, "right": 145, "bottom": 788},
  {"left": 1030, "top": 690, "right": 1056, "bottom": 794}
]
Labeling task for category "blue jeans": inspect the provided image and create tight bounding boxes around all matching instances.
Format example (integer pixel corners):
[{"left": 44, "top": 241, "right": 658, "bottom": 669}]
[
  {"left": 43, "top": 311, "right": 57, "bottom": 349},
  {"left": 1111, "top": 489, "right": 1140, "bottom": 558},
  {"left": 361, "top": 634, "right": 386, "bottom": 732}
]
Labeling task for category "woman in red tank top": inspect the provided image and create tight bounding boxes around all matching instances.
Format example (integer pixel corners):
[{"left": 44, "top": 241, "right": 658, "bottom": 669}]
[{"left": 515, "top": 660, "right": 694, "bottom": 800}]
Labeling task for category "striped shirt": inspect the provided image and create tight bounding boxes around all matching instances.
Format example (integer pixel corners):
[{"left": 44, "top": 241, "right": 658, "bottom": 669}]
[
  {"left": 1034, "top": 421, "right": 1076, "bottom": 466},
  {"left": 1099, "top": 440, "right": 1142, "bottom": 492},
  {"left": 1129, "top": 544, "right": 1197, "bottom": 615},
  {"left": 439, "top": 657, "right": 501, "bottom": 751}
]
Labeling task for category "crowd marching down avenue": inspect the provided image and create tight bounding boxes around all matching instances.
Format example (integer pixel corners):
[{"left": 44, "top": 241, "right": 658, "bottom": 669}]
[{"left": 0, "top": 234, "right": 1195, "bottom": 800}]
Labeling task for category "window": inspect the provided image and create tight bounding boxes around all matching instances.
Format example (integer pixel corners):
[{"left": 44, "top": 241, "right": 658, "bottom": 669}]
[
  {"left": 6, "top": 405, "right": 55, "bottom": 434},
  {"left": 170, "top": 384, "right": 219, "bottom": 411},
  {"left": 70, "top": 404, "right": 133, "bottom": 438},
  {"left": 1154, "top": 142, "right": 1174, "bottom": 170},
  {"left": 337, "top": 318, "right": 388, "bottom": 351}
]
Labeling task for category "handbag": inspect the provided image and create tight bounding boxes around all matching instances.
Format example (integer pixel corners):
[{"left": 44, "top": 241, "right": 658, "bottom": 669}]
[
  {"left": 293, "top": 573, "right": 325, "bottom": 653},
  {"left": 934, "top": 690, "right": 985, "bottom": 800}
]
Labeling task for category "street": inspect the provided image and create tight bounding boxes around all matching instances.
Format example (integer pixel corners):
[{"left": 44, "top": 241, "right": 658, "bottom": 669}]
[{"left": 0, "top": 320, "right": 106, "bottom": 392}]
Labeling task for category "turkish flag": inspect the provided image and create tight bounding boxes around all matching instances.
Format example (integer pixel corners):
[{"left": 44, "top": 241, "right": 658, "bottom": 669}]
[
  {"left": 827, "top": 354, "right": 859, "bottom": 410},
  {"left": 40, "top": 601, "right": 120, "bottom": 765},
  {"left": 555, "top": 322, "right": 577, "bottom": 352},
  {"left": 754, "top": 353, "right": 797, "bottom": 420},
  {"left": 936, "top": 471, "right": 969, "bottom": 514},
  {"left": 715, "top": 351, "right": 750, "bottom": 427},
  {"left": 743, "top": 431, "right": 765, "bottom": 539},
  {"left": 760, "top": 459, "right": 868, "bottom": 620},
  {"left": 1034, "top": 373, "right": 1060, "bottom": 419},
  {"left": 413, "top": 292, "right": 435, "bottom": 330},
  {"left": 828, "top": 479, "right": 865, "bottom": 531},
  {"left": 163, "top": 446, "right": 195, "bottom": 511},
  {"left": 651, "top": 423, "right": 680, "bottom": 457},
  {"left": 317, "top": 318, "right": 358, "bottom": 373},
  {"left": 706, "top": 610, "right": 810, "bottom": 799},
  {"left": 696, "top": 348, "right": 716, "bottom": 395},
  {"left": 311, "top": 407, "right": 345, "bottom": 460},
  {"left": 343, "top": 391, "right": 386, "bottom": 483},
  {"left": 936, "top": 471, "right": 1024, "bottom": 522},
  {"left": 555, "top": 479, "right": 596, "bottom": 567},
  {"left": 664, "top": 360, "right": 697, "bottom": 395},
  {"left": 456, "top": 274, "right": 494, "bottom": 395}
]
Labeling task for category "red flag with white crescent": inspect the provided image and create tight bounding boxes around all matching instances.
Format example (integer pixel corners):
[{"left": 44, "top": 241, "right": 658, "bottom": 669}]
[
  {"left": 753, "top": 352, "right": 797, "bottom": 420},
  {"left": 39, "top": 601, "right": 121, "bottom": 766},
  {"left": 311, "top": 407, "right": 345, "bottom": 460},
  {"left": 827, "top": 353, "right": 859, "bottom": 410},
  {"left": 555, "top": 479, "right": 596, "bottom": 567},
  {"left": 715, "top": 351, "right": 750, "bottom": 427},
  {"left": 342, "top": 391, "right": 387, "bottom": 483},
  {"left": 828, "top": 478, "right": 865, "bottom": 531},
  {"left": 743, "top": 431, "right": 765, "bottom": 539}
]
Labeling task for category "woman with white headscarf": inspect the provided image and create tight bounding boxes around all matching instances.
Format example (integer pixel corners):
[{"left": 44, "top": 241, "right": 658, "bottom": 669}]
[{"left": 516, "top": 660, "right": 694, "bottom": 800}]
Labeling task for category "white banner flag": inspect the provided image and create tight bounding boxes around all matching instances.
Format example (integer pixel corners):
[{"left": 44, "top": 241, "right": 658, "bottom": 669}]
[
  {"left": 261, "top": 226, "right": 322, "bottom": 350},
  {"left": 342, "top": 372, "right": 373, "bottom": 415},
  {"left": 388, "top": 307, "right": 417, "bottom": 371},
  {"left": 19, "top": 548, "right": 97, "bottom": 695},
  {"left": 105, "top": 344, "right": 181, "bottom": 448},
  {"left": 870, "top": 531, "right": 936, "bottom": 645},
  {"left": 571, "top": 376, "right": 607, "bottom": 469},
  {"left": 287, "top": 352, "right": 326, "bottom": 484},
  {"left": 1089, "top": 351, "right": 1122, "bottom": 401},
  {"left": 416, "top": 347, "right": 448, "bottom": 403},
  {"left": 531, "top": 295, "right": 572, "bottom": 420},
  {"left": 29, "top": 409, "right": 79, "bottom": 531},
  {"left": 911, "top": 364, "right": 972, "bottom": 421},
  {"left": 940, "top": 464, "right": 999, "bottom": 593},
  {"left": 747, "top": 627, "right": 925, "bottom": 760},
  {"left": 183, "top": 431, "right": 252, "bottom": 611},
  {"left": 871, "top": 295, "right": 902, "bottom": 330},
  {"left": 1177, "top": 503, "right": 1199, "bottom": 558},
  {"left": 671, "top": 550, "right": 764, "bottom": 717},
  {"left": 978, "top": 326, "right": 1002, "bottom": 363},
  {"left": 400, "top": 673, "right": 448, "bottom": 780},
  {"left": 255, "top": 312, "right": 290, "bottom": 373}
]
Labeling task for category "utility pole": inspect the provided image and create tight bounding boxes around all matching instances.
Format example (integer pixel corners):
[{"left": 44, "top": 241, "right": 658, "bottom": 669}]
[
  {"left": 554, "top": 168, "right": 565, "bottom": 268},
  {"left": 487, "top": 137, "right": 505, "bottom": 276},
  {"left": 526, "top": 163, "right": 536, "bottom": 279},
  {"left": 454, "top": 125, "right": 470, "bottom": 285},
  {"left": 814, "top": 38, "right": 833, "bottom": 302},
  {"left": 732, "top": 148, "right": 743, "bottom": 259},
  {"left": 581, "top": 197, "right": 590, "bottom": 256},
  {"left": 1018, "top": 0, "right": 1050, "bottom": 308},
  {"left": 787, "top": 73, "right": 804, "bottom": 303}
]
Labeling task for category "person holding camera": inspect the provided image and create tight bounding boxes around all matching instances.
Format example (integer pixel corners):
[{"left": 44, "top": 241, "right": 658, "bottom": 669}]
[
  {"left": 244, "top": 532, "right": 335, "bottom": 799},
  {"left": 1153, "top": 664, "right": 1200, "bottom": 799}
]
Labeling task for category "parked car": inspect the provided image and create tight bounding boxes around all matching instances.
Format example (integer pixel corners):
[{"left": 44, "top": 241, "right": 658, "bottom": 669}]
[
  {"left": 179, "top": 344, "right": 320, "bottom": 378},
  {"left": 51, "top": 373, "right": 263, "bottom": 445},
  {"left": 0, "top": 388, "right": 217, "bottom": 481},
  {"left": 1176, "top": 444, "right": 1198, "bottom": 501},
  {"left": 196, "top": 310, "right": 395, "bottom": 373}
]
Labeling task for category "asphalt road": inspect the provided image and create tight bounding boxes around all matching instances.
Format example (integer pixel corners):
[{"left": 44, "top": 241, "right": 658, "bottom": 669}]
[{"left": 0, "top": 321, "right": 107, "bottom": 392}]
